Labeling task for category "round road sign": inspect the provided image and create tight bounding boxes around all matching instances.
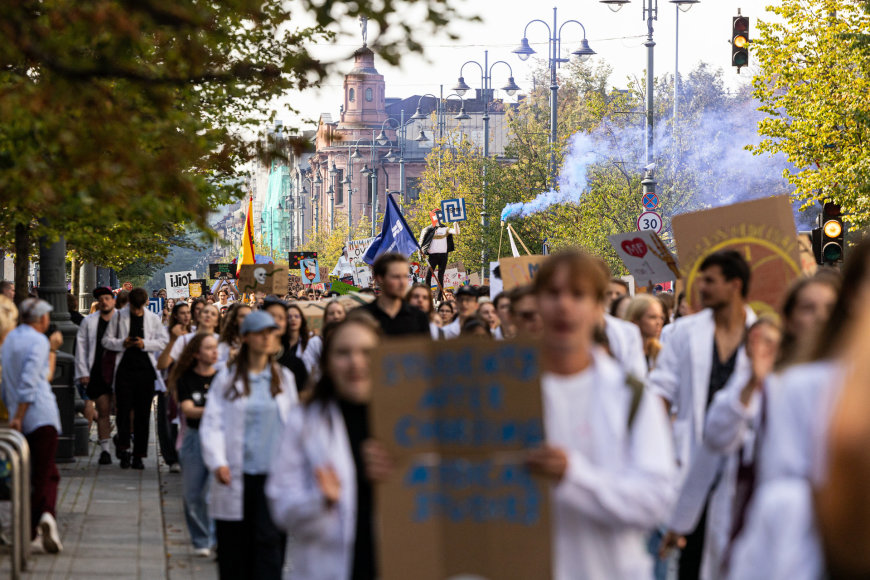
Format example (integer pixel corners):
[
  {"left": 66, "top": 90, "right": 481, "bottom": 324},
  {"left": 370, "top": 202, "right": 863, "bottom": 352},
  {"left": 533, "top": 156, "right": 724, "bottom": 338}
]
[
  {"left": 637, "top": 211, "right": 663, "bottom": 234},
  {"left": 642, "top": 192, "right": 659, "bottom": 210}
]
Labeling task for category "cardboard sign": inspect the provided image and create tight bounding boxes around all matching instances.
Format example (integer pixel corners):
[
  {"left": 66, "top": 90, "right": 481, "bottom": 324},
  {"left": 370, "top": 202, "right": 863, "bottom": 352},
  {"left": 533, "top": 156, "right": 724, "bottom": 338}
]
[
  {"left": 354, "top": 265, "right": 372, "bottom": 288},
  {"left": 188, "top": 279, "right": 206, "bottom": 298},
  {"left": 348, "top": 237, "right": 376, "bottom": 265},
  {"left": 146, "top": 297, "right": 164, "bottom": 315},
  {"left": 608, "top": 231, "right": 680, "bottom": 285},
  {"left": 165, "top": 270, "right": 196, "bottom": 299},
  {"left": 288, "top": 252, "right": 317, "bottom": 269},
  {"left": 288, "top": 274, "right": 304, "bottom": 296},
  {"left": 797, "top": 233, "right": 818, "bottom": 275},
  {"left": 329, "top": 280, "right": 359, "bottom": 295},
  {"left": 300, "top": 258, "right": 321, "bottom": 285},
  {"left": 237, "top": 264, "right": 288, "bottom": 295},
  {"left": 468, "top": 272, "right": 481, "bottom": 287},
  {"left": 498, "top": 256, "right": 549, "bottom": 291},
  {"left": 672, "top": 196, "right": 801, "bottom": 313},
  {"left": 443, "top": 268, "right": 467, "bottom": 290},
  {"left": 208, "top": 263, "right": 235, "bottom": 279},
  {"left": 294, "top": 301, "right": 325, "bottom": 333},
  {"left": 371, "top": 338, "right": 550, "bottom": 580}
]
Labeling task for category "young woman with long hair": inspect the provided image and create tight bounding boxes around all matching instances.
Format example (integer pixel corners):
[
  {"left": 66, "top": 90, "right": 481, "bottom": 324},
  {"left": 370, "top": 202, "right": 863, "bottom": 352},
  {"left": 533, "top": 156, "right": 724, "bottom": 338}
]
[
  {"left": 406, "top": 283, "right": 441, "bottom": 339},
  {"left": 200, "top": 310, "right": 298, "bottom": 579},
  {"left": 264, "top": 299, "right": 309, "bottom": 393},
  {"left": 157, "top": 303, "right": 220, "bottom": 371},
  {"left": 624, "top": 294, "right": 668, "bottom": 371},
  {"left": 323, "top": 299, "right": 347, "bottom": 326},
  {"left": 267, "top": 313, "right": 382, "bottom": 580},
  {"left": 168, "top": 333, "right": 219, "bottom": 557},
  {"left": 154, "top": 300, "right": 194, "bottom": 472},
  {"left": 217, "top": 303, "right": 251, "bottom": 365}
]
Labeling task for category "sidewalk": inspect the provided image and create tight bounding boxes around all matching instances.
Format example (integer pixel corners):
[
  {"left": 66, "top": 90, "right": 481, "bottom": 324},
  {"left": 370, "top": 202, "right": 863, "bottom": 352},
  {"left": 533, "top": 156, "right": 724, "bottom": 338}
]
[{"left": 0, "top": 422, "right": 218, "bottom": 579}]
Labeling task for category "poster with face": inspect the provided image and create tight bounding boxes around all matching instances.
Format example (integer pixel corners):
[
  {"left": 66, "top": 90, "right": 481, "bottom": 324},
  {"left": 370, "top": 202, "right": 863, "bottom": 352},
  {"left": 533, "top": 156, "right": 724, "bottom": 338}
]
[{"left": 300, "top": 258, "right": 321, "bottom": 285}]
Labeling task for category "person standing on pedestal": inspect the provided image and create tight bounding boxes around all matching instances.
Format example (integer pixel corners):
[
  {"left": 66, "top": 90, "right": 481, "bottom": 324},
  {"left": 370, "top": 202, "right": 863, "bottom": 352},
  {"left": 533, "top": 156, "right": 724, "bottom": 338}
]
[{"left": 419, "top": 210, "right": 458, "bottom": 301}]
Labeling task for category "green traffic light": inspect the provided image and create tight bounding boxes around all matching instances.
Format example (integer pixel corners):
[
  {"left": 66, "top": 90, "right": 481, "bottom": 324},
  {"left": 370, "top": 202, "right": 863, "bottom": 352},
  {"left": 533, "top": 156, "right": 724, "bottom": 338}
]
[{"left": 823, "top": 243, "right": 843, "bottom": 262}]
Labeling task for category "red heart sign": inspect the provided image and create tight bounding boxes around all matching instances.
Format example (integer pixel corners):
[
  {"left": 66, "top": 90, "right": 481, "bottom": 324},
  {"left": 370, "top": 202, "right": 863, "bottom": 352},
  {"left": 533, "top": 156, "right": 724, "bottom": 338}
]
[{"left": 621, "top": 238, "right": 648, "bottom": 258}]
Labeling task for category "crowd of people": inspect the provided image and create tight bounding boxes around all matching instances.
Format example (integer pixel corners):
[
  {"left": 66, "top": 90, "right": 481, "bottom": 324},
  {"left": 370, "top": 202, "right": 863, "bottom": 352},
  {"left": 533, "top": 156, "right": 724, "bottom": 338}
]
[{"left": 0, "top": 242, "right": 868, "bottom": 579}]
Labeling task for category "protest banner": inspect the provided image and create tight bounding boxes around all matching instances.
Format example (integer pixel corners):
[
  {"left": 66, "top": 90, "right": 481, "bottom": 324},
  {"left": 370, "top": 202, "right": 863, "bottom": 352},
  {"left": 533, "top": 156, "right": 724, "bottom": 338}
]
[
  {"left": 208, "top": 263, "right": 235, "bottom": 279},
  {"left": 443, "top": 268, "right": 467, "bottom": 290},
  {"left": 354, "top": 265, "right": 372, "bottom": 288},
  {"left": 288, "top": 274, "right": 304, "bottom": 296},
  {"left": 237, "top": 264, "right": 288, "bottom": 295},
  {"left": 608, "top": 231, "right": 680, "bottom": 286},
  {"left": 489, "top": 261, "right": 503, "bottom": 299},
  {"left": 329, "top": 279, "right": 358, "bottom": 295},
  {"left": 300, "top": 258, "right": 321, "bottom": 285},
  {"left": 371, "top": 338, "right": 550, "bottom": 580},
  {"left": 188, "top": 279, "right": 206, "bottom": 298},
  {"left": 146, "top": 297, "right": 164, "bottom": 315},
  {"left": 165, "top": 270, "right": 196, "bottom": 299},
  {"left": 348, "top": 237, "right": 376, "bottom": 264},
  {"left": 288, "top": 251, "right": 317, "bottom": 269},
  {"left": 468, "top": 272, "right": 481, "bottom": 286},
  {"left": 295, "top": 301, "right": 325, "bottom": 332},
  {"left": 498, "top": 255, "right": 548, "bottom": 291},
  {"left": 672, "top": 196, "right": 801, "bottom": 313}
]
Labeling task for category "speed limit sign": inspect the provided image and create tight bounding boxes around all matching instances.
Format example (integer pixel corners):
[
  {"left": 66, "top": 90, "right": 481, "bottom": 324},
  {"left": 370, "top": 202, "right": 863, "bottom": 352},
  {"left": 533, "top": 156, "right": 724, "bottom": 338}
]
[{"left": 637, "top": 211, "right": 663, "bottom": 233}]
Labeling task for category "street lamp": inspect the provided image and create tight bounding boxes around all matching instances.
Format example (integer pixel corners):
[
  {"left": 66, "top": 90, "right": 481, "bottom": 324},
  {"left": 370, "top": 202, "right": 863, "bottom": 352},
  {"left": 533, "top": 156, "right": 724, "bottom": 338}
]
[
  {"left": 376, "top": 111, "right": 410, "bottom": 205},
  {"left": 451, "top": 50, "right": 520, "bottom": 281},
  {"left": 514, "top": 7, "right": 595, "bottom": 189}
]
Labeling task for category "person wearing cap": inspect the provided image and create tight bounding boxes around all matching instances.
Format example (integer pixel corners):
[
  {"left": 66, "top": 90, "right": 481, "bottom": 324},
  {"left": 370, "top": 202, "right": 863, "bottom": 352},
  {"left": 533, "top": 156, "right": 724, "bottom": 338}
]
[
  {"left": 74, "top": 287, "right": 118, "bottom": 465},
  {"left": 361, "top": 253, "right": 430, "bottom": 337},
  {"left": 1, "top": 298, "right": 64, "bottom": 553},
  {"left": 102, "top": 287, "right": 169, "bottom": 469},
  {"left": 199, "top": 310, "right": 298, "bottom": 579},
  {"left": 441, "top": 285, "right": 479, "bottom": 339}
]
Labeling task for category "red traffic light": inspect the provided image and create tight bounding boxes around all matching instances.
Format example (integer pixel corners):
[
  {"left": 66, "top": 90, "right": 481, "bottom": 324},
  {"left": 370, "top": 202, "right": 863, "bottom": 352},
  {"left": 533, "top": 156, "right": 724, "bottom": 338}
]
[
  {"left": 823, "top": 202, "right": 841, "bottom": 217},
  {"left": 734, "top": 17, "right": 748, "bottom": 33}
]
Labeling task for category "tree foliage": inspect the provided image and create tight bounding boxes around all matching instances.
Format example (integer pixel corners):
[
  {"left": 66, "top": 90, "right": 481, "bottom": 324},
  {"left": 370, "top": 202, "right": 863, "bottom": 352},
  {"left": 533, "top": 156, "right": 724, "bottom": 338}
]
[{"left": 751, "top": 0, "right": 870, "bottom": 225}]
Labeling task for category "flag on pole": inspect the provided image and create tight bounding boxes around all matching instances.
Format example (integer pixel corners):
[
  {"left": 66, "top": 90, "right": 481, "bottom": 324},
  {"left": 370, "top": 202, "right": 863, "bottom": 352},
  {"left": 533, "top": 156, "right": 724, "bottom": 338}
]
[
  {"left": 237, "top": 196, "right": 256, "bottom": 276},
  {"left": 363, "top": 195, "right": 420, "bottom": 265}
]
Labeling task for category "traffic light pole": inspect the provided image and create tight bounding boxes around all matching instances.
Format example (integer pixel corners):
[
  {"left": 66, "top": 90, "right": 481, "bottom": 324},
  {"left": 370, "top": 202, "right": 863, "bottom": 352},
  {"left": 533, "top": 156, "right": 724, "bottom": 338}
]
[{"left": 643, "top": 0, "right": 657, "bottom": 199}]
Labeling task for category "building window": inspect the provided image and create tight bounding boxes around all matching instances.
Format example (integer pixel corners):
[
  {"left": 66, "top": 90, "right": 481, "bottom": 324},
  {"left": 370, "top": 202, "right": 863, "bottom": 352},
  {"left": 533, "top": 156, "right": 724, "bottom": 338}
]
[
  {"left": 349, "top": 88, "right": 355, "bottom": 102},
  {"left": 405, "top": 177, "right": 421, "bottom": 202},
  {"left": 365, "top": 87, "right": 373, "bottom": 102},
  {"left": 336, "top": 169, "right": 344, "bottom": 205}
]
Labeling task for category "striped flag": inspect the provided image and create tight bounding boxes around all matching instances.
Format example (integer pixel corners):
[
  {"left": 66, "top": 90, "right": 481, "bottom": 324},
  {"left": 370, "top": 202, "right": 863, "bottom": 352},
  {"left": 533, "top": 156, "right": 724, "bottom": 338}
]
[{"left": 236, "top": 196, "right": 256, "bottom": 276}]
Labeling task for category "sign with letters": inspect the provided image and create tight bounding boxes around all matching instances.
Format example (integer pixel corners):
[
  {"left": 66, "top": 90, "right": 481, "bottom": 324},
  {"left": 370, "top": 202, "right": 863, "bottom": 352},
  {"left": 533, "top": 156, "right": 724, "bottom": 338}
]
[
  {"left": 608, "top": 231, "right": 680, "bottom": 285},
  {"left": 348, "top": 238, "right": 376, "bottom": 265},
  {"left": 208, "top": 263, "right": 235, "bottom": 279},
  {"left": 672, "top": 195, "right": 801, "bottom": 313},
  {"left": 498, "top": 255, "right": 549, "bottom": 291},
  {"left": 165, "top": 271, "right": 196, "bottom": 299},
  {"left": 371, "top": 338, "right": 550, "bottom": 580},
  {"left": 188, "top": 279, "right": 206, "bottom": 298},
  {"left": 237, "top": 264, "right": 288, "bottom": 295},
  {"left": 146, "top": 297, "right": 164, "bottom": 315}
]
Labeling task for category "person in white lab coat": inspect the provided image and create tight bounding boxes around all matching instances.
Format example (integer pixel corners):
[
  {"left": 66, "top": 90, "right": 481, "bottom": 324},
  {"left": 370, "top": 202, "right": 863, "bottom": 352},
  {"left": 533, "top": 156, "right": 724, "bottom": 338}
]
[
  {"left": 199, "top": 310, "right": 298, "bottom": 579},
  {"left": 525, "top": 251, "right": 676, "bottom": 580},
  {"left": 648, "top": 251, "right": 756, "bottom": 579},
  {"left": 267, "top": 313, "right": 382, "bottom": 580}
]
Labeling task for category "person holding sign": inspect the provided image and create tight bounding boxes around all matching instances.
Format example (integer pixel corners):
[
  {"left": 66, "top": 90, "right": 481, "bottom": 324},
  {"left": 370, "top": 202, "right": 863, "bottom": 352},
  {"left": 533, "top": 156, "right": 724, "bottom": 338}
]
[
  {"left": 199, "top": 311, "right": 298, "bottom": 579},
  {"left": 266, "top": 313, "right": 382, "bottom": 580},
  {"left": 526, "top": 251, "right": 676, "bottom": 579},
  {"left": 419, "top": 210, "right": 459, "bottom": 300}
]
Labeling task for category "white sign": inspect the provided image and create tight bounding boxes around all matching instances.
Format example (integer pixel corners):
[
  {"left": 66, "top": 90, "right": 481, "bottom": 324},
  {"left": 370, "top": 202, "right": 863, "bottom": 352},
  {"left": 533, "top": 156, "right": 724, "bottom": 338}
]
[
  {"left": 443, "top": 268, "right": 467, "bottom": 290},
  {"left": 607, "top": 231, "right": 680, "bottom": 286},
  {"left": 164, "top": 270, "right": 196, "bottom": 299},
  {"left": 354, "top": 265, "right": 372, "bottom": 289},
  {"left": 489, "top": 261, "right": 503, "bottom": 300},
  {"left": 637, "top": 211, "right": 663, "bottom": 234},
  {"left": 348, "top": 237, "right": 376, "bottom": 265}
]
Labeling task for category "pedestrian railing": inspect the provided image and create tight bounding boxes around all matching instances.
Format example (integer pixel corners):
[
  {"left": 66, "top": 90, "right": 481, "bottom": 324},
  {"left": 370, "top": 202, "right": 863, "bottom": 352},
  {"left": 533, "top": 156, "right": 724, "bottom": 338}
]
[{"left": 0, "top": 428, "right": 31, "bottom": 579}]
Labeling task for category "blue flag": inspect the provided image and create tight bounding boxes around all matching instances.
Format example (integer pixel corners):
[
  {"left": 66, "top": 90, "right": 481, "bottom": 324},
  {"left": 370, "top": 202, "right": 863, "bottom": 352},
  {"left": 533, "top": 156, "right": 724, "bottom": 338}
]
[{"left": 363, "top": 195, "right": 420, "bottom": 265}]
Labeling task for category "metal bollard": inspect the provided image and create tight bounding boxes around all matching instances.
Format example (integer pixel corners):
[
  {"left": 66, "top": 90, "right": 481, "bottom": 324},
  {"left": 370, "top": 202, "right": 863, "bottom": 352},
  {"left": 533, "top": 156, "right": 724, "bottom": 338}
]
[
  {"left": 52, "top": 352, "right": 76, "bottom": 463},
  {"left": 0, "top": 428, "right": 31, "bottom": 575}
]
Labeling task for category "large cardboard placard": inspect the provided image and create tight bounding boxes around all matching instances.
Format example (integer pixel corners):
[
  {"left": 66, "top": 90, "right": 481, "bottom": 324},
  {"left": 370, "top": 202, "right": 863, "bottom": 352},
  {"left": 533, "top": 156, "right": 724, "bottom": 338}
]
[
  {"left": 348, "top": 237, "right": 376, "bottom": 264},
  {"left": 608, "top": 231, "right": 680, "bottom": 286},
  {"left": 371, "top": 338, "right": 550, "bottom": 580},
  {"left": 672, "top": 196, "right": 801, "bottom": 313},
  {"left": 498, "top": 255, "right": 549, "bottom": 291},
  {"left": 237, "top": 264, "right": 289, "bottom": 295},
  {"left": 165, "top": 271, "right": 196, "bottom": 299}
]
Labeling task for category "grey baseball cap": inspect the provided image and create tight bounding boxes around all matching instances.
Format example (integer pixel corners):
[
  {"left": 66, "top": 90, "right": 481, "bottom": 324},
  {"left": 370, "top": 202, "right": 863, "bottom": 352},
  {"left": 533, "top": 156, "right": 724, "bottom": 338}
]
[
  {"left": 239, "top": 310, "right": 278, "bottom": 336},
  {"left": 18, "top": 298, "right": 53, "bottom": 323}
]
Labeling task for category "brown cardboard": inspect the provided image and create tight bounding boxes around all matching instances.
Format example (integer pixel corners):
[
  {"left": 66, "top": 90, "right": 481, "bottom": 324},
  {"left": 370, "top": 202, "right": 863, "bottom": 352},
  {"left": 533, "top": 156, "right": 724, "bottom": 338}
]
[
  {"left": 797, "top": 233, "right": 818, "bottom": 275},
  {"left": 671, "top": 196, "right": 801, "bottom": 313},
  {"left": 237, "top": 264, "right": 289, "bottom": 295},
  {"left": 371, "top": 338, "right": 551, "bottom": 580},
  {"left": 498, "top": 256, "right": 549, "bottom": 291}
]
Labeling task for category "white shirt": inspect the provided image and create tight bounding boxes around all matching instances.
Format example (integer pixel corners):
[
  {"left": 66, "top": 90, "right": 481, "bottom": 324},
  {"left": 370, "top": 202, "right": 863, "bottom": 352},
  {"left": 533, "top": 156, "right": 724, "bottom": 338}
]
[
  {"left": 543, "top": 349, "right": 677, "bottom": 579},
  {"left": 428, "top": 225, "right": 456, "bottom": 254},
  {"left": 169, "top": 331, "right": 219, "bottom": 363}
]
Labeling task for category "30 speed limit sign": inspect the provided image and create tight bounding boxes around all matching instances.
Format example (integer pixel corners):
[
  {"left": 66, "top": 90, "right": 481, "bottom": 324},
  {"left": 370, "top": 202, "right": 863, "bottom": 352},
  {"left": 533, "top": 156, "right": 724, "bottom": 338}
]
[{"left": 637, "top": 211, "right": 663, "bottom": 233}]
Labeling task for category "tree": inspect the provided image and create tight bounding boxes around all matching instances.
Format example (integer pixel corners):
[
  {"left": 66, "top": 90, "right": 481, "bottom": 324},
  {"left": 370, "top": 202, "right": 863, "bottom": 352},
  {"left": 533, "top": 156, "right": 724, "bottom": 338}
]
[
  {"left": 300, "top": 214, "right": 372, "bottom": 272},
  {"left": 751, "top": 0, "right": 870, "bottom": 225}
]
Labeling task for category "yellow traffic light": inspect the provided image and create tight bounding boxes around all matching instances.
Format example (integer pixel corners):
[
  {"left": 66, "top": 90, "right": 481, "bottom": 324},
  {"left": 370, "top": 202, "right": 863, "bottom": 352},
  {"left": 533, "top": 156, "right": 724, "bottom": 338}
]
[
  {"left": 824, "top": 220, "right": 843, "bottom": 238},
  {"left": 734, "top": 35, "right": 748, "bottom": 48}
]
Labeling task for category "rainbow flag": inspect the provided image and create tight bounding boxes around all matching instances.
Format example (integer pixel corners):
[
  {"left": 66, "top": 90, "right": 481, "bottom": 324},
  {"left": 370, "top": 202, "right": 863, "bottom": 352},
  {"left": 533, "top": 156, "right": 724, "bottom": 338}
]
[{"left": 236, "top": 196, "right": 256, "bottom": 276}]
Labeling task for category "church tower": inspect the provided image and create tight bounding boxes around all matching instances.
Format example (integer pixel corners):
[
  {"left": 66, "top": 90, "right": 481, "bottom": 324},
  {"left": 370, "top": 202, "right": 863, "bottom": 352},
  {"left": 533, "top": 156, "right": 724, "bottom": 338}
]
[{"left": 340, "top": 45, "right": 386, "bottom": 128}]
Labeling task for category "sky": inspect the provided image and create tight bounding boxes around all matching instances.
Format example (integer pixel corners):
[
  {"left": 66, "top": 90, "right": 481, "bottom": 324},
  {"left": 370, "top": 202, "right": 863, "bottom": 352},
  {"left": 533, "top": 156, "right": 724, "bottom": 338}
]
[{"left": 278, "top": 0, "right": 773, "bottom": 128}]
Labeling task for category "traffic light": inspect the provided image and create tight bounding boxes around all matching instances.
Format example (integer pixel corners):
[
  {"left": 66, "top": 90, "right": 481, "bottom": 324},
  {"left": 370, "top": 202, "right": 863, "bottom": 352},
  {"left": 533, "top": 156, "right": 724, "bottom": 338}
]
[
  {"left": 812, "top": 202, "right": 845, "bottom": 265},
  {"left": 732, "top": 16, "right": 749, "bottom": 72}
]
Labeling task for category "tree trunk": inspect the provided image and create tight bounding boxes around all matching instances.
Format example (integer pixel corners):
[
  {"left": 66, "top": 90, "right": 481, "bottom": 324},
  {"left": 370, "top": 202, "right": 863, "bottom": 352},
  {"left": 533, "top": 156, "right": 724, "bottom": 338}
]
[{"left": 13, "top": 223, "right": 30, "bottom": 304}]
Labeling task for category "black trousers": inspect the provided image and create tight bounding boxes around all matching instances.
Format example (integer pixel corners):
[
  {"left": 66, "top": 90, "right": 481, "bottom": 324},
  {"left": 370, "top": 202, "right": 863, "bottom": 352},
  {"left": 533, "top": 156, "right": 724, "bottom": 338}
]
[
  {"left": 678, "top": 504, "right": 708, "bottom": 580},
  {"left": 156, "top": 392, "right": 179, "bottom": 465},
  {"left": 426, "top": 252, "right": 448, "bottom": 298},
  {"left": 115, "top": 370, "right": 155, "bottom": 458},
  {"left": 215, "top": 474, "right": 286, "bottom": 579}
]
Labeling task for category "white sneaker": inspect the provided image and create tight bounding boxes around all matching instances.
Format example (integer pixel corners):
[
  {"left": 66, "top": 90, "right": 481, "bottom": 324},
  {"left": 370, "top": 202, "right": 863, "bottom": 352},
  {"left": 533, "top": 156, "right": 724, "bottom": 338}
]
[
  {"left": 169, "top": 463, "right": 182, "bottom": 473},
  {"left": 30, "top": 535, "right": 46, "bottom": 554},
  {"left": 194, "top": 547, "right": 211, "bottom": 558},
  {"left": 38, "top": 512, "right": 62, "bottom": 554}
]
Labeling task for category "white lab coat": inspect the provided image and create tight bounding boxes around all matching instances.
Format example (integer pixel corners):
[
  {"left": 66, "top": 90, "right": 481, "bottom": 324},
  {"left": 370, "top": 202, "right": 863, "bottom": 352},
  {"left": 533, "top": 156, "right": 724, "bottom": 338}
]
[
  {"left": 266, "top": 401, "right": 356, "bottom": 580},
  {"left": 74, "top": 310, "right": 116, "bottom": 381},
  {"left": 648, "top": 306, "right": 757, "bottom": 479},
  {"left": 101, "top": 307, "right": 168, "bottom": 391},
  {"left": 604, "top": 313, "right": 648, "bottom": 379},
  {"left": 199, "top": 364, "right": 298, "bottom": 521},
  {"left": 725, "top": 360, "right": 844, "bottom": 580},
  {"left": 543, "top": 349, "right": 677, "bottom": 580}
]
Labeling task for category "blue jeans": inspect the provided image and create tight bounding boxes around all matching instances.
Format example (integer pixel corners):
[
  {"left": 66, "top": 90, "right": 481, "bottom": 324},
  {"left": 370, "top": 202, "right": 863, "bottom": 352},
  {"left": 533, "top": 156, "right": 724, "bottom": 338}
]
[{"left": 179, "top": 427, "right": 214, "bottom": 549}]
